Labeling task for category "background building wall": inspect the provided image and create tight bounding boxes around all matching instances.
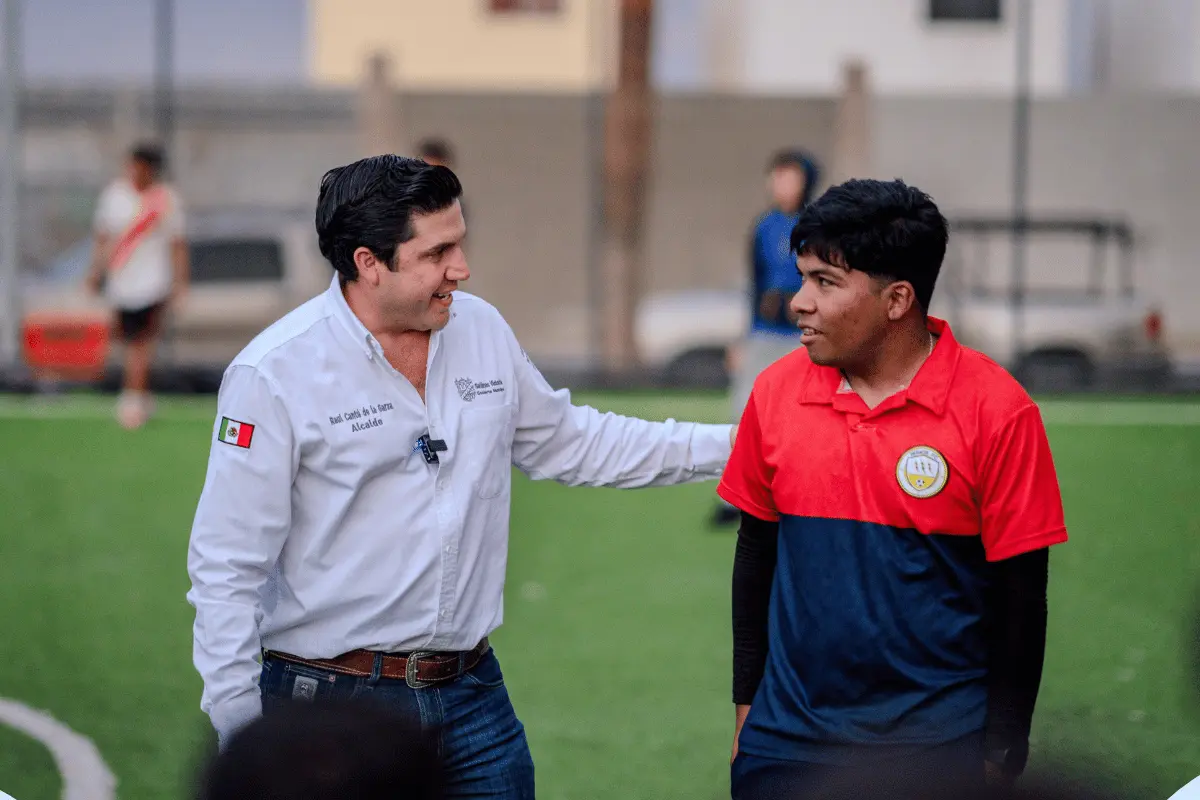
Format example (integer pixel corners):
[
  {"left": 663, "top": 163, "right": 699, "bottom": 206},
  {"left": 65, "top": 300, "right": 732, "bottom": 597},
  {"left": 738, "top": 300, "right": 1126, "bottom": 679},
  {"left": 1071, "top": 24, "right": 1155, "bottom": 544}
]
[
  {"left": 308, "top": 0, "right": 618, "bottom": 92},
  {"left": 654, "top": 0, "right": 1200, "bottom": 96},
  {"left": 17, "top": 87, "right": 1200, "bottom": 363}
]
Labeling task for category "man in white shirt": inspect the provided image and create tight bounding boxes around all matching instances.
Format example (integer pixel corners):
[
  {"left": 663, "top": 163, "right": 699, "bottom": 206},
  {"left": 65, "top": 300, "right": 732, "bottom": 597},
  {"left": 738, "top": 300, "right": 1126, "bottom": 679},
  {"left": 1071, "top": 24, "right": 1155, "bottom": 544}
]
[
  {"left": 86, "top": 142, "right": 189, "bottom": 429},
  {"left": 186, "top": 154, "right": 736, "bottom": 798}
]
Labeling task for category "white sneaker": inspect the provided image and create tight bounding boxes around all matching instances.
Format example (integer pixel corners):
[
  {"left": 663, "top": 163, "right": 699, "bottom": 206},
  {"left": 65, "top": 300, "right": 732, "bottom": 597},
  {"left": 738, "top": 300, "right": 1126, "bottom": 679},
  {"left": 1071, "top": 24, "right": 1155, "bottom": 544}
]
[{"left": 115, "top": 392, "right": 149, "bottom": 430}]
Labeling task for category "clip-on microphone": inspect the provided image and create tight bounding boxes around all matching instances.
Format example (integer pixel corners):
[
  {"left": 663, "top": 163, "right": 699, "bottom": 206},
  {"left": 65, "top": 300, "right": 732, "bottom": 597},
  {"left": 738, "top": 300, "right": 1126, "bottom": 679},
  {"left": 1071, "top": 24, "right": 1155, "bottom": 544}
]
[{"left": 416, "top": 433, "right": 448, "bottom": 464}]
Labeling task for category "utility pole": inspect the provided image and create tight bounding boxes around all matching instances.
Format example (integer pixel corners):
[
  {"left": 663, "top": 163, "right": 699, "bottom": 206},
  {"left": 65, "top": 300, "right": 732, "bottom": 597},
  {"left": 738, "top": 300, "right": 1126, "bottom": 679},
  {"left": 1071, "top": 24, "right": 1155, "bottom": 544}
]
[
  {"left": 357, "top": 51, "right": 407, "bottom": 157},
  {"left": 600, "top": 0, "right": 653, "bottom": 372},
  {"left": 1011, "top": 0, "right": 1032, "bottom": 369},
  {"left": 0, "top": 0, "right": 21, "bottom": 368},
  {"left": 153, "top": 0, "right": 175, "bottom": 164},
  {"left": 830, "top": 59, "right": 871, "bottom": 184}
]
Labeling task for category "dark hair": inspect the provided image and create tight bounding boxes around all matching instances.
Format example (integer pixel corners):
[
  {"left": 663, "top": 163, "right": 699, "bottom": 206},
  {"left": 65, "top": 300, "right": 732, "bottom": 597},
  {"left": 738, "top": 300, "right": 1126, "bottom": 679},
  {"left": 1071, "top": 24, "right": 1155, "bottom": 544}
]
[
  {"left": 315, "top": 154, "right": 462, "bottom": 281},
  {"left": 129, "top": 141, "right": 165, "bottom": 173},
  {"left": 790, "top": 178, "right": 948, "bottom": 313},
  {"left": 416, "top": 137, "right": 455, "bottom": 165},
  {"left": 768, "top": 148, "right": 821, "bottom": 208},
  {"left": 196, "top": 699, "right": 444, "bottom": 800}
]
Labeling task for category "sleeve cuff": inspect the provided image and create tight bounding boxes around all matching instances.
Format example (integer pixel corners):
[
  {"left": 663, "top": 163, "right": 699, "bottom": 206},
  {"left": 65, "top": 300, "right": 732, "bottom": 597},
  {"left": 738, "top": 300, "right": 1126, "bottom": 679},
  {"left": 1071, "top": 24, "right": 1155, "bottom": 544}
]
[
  {"left": 716, "top": 483, "right": 779, "bottom": 522},
  {"left": 211, "top": 692, "right": 263, "bottom": 745},
  {"left": 690, "top": 423, "right": 734, "bottom": 476},
  {"left": 986, "top": 527, "right": 1068, "bottom": 562}
]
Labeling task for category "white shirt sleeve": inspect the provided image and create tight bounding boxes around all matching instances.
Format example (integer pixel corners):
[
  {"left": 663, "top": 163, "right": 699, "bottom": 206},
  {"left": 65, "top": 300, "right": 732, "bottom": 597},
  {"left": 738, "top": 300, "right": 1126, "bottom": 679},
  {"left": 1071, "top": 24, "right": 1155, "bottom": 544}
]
[
  {"left": 1169, "top": 777, "right": 1200, "bottom": 800},
  {"left": 504, "top": 324, "right": 732, "bottom": 487},
  {"left": 186, "top": 364, "right": 297, "bottom": 742}
]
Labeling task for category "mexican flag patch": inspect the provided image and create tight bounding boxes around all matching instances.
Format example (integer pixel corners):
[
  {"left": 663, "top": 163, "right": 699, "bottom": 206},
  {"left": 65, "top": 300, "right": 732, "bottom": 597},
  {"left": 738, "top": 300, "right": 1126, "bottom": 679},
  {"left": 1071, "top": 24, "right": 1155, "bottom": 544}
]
[{"left": 218, "top": 417, "right": 255, "bottom": 448}]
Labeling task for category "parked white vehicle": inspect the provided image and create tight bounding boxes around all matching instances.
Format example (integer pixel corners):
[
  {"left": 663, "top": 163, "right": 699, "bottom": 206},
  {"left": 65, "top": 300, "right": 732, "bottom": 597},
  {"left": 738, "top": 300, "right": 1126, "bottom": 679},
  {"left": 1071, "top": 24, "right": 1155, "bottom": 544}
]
[
  {"left": 635, "top": 217, "right": 1173, "bottom": 391},
  {"left": 16, "top": 207, "right": 328, "bottom": 392}
]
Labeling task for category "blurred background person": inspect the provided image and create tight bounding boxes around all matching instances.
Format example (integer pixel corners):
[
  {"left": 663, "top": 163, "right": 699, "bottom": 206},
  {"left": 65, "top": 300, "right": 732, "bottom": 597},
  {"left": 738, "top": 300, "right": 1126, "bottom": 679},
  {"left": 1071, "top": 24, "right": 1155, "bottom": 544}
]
[
  {"left": 712, "top": 148, "right": 820, "bottom": 527},
  {"left": 416, "top": 137, "right": 456, "bottom": 170},
  {"left": 84, "top": 141, "right": 189, "bottom": 430},
  {"left": 416, "top": 137, "right": 468, "bottom": 225},
  {"left": 196, "top": 697, "right": 444, "bottom": 800}
]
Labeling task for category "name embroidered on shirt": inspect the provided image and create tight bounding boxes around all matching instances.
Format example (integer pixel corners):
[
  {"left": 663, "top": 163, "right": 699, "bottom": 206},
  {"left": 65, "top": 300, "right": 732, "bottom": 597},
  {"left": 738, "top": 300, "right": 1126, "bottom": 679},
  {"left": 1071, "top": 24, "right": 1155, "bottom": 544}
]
[{"left": 328, "top": 402, "right": 395, "bottom": 430}]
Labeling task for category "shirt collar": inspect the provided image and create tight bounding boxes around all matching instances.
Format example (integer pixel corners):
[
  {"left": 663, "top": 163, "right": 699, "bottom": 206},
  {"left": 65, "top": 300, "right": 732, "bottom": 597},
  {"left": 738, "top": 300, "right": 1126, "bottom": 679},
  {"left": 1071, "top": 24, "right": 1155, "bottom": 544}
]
[
  {"left": 325, "top": 274, "right": 450, "bottom": 364},
  {"left": 799, "top": 316, "right": 961, "bottom": 416},
  {"left": 326, "top": 275, "right": 382, "bottom": 361}
]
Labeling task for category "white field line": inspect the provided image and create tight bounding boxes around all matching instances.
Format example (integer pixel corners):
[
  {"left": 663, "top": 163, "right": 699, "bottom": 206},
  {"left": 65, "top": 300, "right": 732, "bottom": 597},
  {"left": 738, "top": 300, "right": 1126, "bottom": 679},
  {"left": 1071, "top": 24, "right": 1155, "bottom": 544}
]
[{"left": 0, "top": 697, "right": 115, "bottom": 800}]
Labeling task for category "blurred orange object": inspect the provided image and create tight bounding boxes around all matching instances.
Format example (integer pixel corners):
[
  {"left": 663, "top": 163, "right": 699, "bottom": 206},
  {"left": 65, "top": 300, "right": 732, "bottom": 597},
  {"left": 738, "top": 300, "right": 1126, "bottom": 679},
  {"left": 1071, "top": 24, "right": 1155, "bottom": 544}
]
[{"left": 21, "top": 311, "right": 112, "bottom": 383}]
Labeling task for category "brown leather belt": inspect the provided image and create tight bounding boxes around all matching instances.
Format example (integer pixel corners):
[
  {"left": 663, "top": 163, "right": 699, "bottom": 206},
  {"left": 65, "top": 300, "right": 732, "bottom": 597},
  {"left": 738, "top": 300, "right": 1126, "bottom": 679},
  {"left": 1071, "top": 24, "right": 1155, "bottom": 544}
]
[{"left": 266, "top": 637, "right": 490, "bottom": 689}]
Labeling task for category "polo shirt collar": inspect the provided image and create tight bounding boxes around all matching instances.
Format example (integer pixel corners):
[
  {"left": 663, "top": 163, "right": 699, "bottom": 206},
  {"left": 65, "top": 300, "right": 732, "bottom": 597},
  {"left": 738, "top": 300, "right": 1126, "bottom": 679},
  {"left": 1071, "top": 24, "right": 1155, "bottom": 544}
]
[{"left": 798, "top": 316, "right": 961, "bottom": 416}]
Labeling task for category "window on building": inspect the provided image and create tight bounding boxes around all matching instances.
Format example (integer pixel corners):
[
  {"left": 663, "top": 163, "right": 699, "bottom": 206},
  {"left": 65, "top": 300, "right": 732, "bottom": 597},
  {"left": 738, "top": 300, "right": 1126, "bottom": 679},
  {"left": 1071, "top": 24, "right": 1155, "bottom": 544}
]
[
  {"left": 929, "top": 0, "right": 1002, "bottom": 22},
  {"left": 189, "top": 239, "right": 284, "bottom": 284},
  {"left": 489, "top": 0, "right": 562, "bottom": 13}
]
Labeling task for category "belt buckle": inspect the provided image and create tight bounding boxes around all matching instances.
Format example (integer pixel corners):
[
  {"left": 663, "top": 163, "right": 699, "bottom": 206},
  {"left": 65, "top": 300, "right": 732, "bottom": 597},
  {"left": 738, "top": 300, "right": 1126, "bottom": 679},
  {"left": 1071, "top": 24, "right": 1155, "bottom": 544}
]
[{"left": 404, "top": 651, "right": 437, "bottom": 689}]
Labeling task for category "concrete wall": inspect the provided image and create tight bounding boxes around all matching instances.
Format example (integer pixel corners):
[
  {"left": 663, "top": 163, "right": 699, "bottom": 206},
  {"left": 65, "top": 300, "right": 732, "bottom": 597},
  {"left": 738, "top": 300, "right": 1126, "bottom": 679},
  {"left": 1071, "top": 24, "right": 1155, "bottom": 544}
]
[
  {"left": 740, "top": 0, "right": 1070, "bottom": 96},
  {"left": 874, "top": 94, "right": 1200, "bottom": 359},
  {"left": 655, "top": 0, "right": 1072, "bottom": 96},
  {"left": 656, "top": 0, "right": 1200, "bottom": 97},
  {"left": 16, "top": 87, "right": 1200, "bottom": 364}
]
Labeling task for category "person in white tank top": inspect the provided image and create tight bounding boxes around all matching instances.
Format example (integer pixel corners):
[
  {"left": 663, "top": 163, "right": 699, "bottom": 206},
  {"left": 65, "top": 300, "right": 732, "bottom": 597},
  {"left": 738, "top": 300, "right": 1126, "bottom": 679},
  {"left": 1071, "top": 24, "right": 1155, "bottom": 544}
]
[{"left": 85, "top": 142, "right": 189, "bottom": 429}]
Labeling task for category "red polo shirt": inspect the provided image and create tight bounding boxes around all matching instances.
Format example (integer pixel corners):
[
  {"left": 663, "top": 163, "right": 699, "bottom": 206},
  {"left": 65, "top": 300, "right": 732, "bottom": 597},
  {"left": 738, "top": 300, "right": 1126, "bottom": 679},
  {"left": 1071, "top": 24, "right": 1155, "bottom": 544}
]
[{"left": 717, "top": 316, "right": 1068, "bottom": 763}]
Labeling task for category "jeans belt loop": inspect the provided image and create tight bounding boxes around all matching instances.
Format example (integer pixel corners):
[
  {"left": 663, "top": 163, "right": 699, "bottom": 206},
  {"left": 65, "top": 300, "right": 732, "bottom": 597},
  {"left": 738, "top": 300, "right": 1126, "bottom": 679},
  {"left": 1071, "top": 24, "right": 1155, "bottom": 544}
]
[{"left": 368, "top": 651, "right": 384, "bottom": 687}]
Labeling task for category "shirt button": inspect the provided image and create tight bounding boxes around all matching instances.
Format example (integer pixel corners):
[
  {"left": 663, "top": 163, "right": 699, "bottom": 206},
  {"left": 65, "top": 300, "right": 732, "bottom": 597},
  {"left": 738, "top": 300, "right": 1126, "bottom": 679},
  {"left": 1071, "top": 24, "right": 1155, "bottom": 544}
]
[
  {"left": 445, "top": 545, "right": 453, "bottom": 554},
  {"left": 437, "top": 480, "right": 446, "bottom": 490}
]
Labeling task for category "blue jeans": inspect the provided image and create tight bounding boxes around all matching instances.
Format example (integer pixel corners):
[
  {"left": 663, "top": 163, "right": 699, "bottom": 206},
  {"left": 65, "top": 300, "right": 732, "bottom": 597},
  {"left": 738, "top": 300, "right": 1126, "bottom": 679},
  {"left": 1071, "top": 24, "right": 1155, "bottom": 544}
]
[
  {"left": 731, "top": 732, "right": 985, "bottom": 799},
  {"left": 260, "top": 647, "right": 535, "bottom": 799}
]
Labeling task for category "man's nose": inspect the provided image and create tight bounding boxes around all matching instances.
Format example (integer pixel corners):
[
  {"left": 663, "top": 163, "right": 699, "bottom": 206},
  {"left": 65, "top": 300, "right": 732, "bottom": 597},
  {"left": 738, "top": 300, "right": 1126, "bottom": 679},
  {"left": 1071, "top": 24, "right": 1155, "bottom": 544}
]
[
  {"left": 790, "top": 282, "right": 814, "bottom": 317},
  {"left": 447, "top": 250, "right": 470, "bottom": 282}
]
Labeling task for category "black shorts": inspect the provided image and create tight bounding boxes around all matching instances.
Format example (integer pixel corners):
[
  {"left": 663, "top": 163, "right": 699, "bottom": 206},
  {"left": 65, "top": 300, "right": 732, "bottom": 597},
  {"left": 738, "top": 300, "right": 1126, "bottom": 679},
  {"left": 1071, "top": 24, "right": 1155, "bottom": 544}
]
[{"left": 116, "top": 301, "right": 166, "bottom": 342}]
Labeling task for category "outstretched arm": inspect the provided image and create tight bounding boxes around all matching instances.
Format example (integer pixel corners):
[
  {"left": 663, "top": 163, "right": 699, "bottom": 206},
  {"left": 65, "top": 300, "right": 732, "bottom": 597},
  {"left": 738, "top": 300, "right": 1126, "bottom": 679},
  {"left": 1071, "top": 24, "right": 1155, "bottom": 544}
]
[{"left": 506, "top": 328, "right": 733, "bottom": 488}]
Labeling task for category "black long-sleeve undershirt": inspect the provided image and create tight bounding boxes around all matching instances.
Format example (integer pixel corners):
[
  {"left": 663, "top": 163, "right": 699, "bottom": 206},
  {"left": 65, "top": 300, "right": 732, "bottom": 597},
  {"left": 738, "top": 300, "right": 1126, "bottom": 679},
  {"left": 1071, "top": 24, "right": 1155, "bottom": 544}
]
[
  {"left": 731, "top": 510, "right": 1049, "bottom": 771},
  {"left": 982, "top": 546, "right": 1049, "bottom": 772},
  {"left": 732, "top": 512, "right": 779, "bottom": 706}
]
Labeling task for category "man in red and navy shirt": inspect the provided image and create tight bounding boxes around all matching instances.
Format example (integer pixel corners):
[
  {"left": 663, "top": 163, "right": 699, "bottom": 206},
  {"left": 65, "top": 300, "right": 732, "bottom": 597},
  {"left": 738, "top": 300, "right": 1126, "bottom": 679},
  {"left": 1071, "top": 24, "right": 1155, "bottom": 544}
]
[{"left": 718, "top": 178, "right": 1068, "bottom": 798}]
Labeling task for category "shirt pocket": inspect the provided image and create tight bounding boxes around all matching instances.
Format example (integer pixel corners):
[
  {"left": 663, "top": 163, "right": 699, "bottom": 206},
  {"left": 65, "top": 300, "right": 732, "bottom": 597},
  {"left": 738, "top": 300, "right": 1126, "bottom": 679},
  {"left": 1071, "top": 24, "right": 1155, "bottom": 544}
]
[{"left": 460, "top": 403, "right": 516, "bottom": 500}]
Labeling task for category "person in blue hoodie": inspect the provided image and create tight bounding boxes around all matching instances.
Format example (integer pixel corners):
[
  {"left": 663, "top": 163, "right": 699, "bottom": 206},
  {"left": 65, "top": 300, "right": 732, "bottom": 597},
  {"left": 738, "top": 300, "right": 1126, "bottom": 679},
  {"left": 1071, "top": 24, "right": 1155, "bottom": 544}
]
[{"left": 712, "top": 149, "right": 821, "bottom": 527}]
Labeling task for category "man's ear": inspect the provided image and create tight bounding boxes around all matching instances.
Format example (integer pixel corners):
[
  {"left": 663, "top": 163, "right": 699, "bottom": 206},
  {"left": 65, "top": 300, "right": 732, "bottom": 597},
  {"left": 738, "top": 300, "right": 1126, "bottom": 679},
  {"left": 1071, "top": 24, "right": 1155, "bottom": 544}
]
[
  {"left": 353, "top": 247, "right": 383, "bottom": 285},
  {"left": 885, "top": 280, "right": 917, "bottom": 321}
]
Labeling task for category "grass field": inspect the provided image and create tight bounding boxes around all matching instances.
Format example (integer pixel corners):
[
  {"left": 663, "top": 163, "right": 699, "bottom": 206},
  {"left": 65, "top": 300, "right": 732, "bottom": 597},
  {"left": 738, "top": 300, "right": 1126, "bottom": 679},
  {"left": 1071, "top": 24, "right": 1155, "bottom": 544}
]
[{"left": 1, "top": 392, "right": 1199, "bottom": 799}]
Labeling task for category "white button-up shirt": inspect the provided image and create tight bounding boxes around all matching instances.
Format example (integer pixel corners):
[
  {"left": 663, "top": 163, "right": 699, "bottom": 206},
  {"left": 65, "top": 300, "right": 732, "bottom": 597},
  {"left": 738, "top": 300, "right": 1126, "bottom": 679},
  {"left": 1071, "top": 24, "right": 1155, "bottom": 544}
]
[{"left": 186, "top": 277, "right": 733, "bottom": 740}]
